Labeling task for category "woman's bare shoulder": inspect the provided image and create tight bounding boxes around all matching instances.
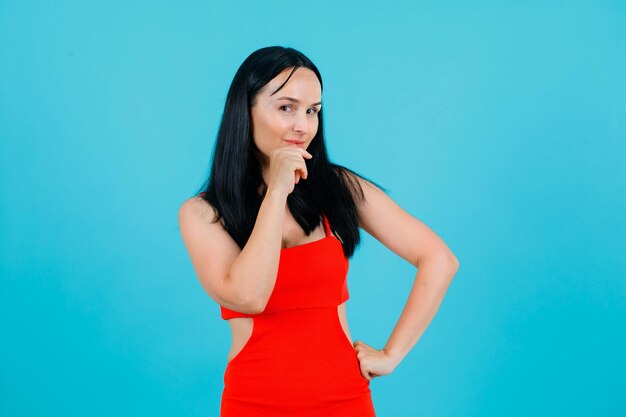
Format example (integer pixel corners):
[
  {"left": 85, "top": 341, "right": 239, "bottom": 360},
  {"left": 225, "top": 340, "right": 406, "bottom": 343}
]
[{"left": 178, "top": 194, "right": 222, "bottom": 226}]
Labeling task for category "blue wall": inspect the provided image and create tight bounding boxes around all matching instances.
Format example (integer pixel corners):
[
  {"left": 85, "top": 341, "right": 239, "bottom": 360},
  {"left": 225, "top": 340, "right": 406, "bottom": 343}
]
[{"left": 1, "top": 1, "right": 624, "bottom": 416}]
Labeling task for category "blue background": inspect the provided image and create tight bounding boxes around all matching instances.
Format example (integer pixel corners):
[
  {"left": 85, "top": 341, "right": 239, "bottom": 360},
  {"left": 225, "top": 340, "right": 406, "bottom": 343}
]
[{"left": 1, "top": 1, "right": 625, "bottom": 416}]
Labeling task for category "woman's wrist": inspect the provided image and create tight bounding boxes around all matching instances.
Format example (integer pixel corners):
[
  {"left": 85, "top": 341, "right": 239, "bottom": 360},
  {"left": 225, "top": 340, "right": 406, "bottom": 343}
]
[
  {"left": 382, "top": 345, "right": 404, "bottom": 368},
  {"left": 265, "top": 186, "right": 288, "bottom": 202}
]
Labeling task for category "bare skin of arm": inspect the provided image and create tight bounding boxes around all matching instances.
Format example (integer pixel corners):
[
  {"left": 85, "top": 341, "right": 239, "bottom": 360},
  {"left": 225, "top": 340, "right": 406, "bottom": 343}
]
[
  {"left": 178, "top": 188, "right": 289, "bottom": 314},
  {"left": 348, "top": 172, "right": 460, "bottom": 381},
  {"left": 178, "top": 146, "right": 311, "bottom": 314}
]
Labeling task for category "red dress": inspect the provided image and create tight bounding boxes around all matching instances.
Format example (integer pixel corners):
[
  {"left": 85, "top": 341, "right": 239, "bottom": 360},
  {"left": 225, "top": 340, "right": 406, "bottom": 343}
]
[{"left": 219, "top": 214, "right": 376, "bottom": 416}]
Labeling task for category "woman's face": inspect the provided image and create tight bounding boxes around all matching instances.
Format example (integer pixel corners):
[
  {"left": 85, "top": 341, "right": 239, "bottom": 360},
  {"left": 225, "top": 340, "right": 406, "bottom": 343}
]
[{"left": 250, "top": 67, "right": 322, "bottom": 169}]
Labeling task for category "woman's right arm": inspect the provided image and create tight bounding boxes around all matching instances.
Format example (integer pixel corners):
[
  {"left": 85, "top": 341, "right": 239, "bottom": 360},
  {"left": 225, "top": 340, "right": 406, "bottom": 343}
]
[
  {"left": 179, "top": 145, "right": 311, "bottom": 313},
  {"left": 178, "top": 188, "right": 288, "bottom": 314}
]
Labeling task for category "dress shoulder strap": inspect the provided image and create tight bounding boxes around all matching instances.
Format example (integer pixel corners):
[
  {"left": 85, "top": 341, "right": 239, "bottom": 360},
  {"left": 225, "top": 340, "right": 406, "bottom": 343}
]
[{"left": 322, "top": 214, "right": 331, "bottom": 238}]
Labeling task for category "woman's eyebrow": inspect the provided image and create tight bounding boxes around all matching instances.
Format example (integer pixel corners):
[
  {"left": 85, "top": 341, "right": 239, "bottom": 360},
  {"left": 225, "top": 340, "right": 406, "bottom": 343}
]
[{"left": 276, "top": 96, "right": 322, "bottom": 106}]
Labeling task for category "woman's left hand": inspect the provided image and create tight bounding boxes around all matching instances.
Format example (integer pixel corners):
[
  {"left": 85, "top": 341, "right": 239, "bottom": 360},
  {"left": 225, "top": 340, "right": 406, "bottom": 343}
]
[{"left": 353, "top": 340, "right": 398, "bottom": 381}]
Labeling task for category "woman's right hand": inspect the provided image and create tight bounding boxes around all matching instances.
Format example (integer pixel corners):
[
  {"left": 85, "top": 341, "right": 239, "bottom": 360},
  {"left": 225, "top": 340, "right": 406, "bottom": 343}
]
[{"left": 266, "top": 145, "right": 313, "bottom": 196}]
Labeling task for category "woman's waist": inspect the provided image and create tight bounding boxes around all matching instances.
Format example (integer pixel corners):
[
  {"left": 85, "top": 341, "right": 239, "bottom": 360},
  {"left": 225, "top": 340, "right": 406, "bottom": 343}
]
[
  {"left": 224, "top": 306, "right": 358, "bottom": 370},
  {"left": 221, "top": 300, "right": 345, "bottom": 319}
]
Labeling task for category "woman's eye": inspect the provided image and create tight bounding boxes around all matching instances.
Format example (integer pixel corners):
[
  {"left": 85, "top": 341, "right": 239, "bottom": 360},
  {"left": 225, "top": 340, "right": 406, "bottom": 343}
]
[{"left": 280, "top": 105, "right": 318, "bottom": 115}]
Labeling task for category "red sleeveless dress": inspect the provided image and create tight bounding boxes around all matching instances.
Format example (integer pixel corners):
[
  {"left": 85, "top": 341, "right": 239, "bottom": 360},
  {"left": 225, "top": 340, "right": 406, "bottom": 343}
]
[{"left": 219, "top": 214, "right": 376, "bottom": 416}]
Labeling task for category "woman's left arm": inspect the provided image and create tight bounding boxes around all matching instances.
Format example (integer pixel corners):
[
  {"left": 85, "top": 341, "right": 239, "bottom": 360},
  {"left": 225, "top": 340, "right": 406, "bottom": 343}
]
[{"left": 349, "top": 173, "right": 460, "bottom": 381}]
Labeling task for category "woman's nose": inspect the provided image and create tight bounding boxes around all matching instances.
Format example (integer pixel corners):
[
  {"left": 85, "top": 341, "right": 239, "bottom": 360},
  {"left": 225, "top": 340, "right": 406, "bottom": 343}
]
[{"left": 293, "top": 112, "right": 308, "bottom": 134}]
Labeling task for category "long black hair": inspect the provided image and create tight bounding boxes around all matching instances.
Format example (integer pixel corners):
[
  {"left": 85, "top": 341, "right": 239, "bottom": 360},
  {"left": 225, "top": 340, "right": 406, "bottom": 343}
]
[{"left": 196, "top": 46, "right": 386, "bottom": 258}]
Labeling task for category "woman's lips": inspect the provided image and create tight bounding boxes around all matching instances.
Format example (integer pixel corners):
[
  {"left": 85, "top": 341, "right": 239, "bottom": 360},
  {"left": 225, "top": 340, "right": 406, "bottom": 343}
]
[{"left": 284, "top": 139, "right": 305, "bottom": 146}]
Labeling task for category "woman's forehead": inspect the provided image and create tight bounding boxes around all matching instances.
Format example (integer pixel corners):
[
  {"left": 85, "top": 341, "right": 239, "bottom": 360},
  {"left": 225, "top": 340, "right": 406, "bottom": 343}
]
[{"left": 265, "top": 68, "right": 321, "bottom": 100}]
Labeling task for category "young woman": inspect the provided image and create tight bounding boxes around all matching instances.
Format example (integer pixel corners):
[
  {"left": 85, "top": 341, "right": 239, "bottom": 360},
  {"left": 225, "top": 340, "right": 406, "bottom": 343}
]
[{"left": 178, "top": 46, "right": 459, "bottom": 416}]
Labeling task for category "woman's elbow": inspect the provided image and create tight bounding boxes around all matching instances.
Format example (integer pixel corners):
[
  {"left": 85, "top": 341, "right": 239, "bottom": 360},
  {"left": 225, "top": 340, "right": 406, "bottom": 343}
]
[{"left": 433, "top": 249, "right": 460, "bottom": 275}]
